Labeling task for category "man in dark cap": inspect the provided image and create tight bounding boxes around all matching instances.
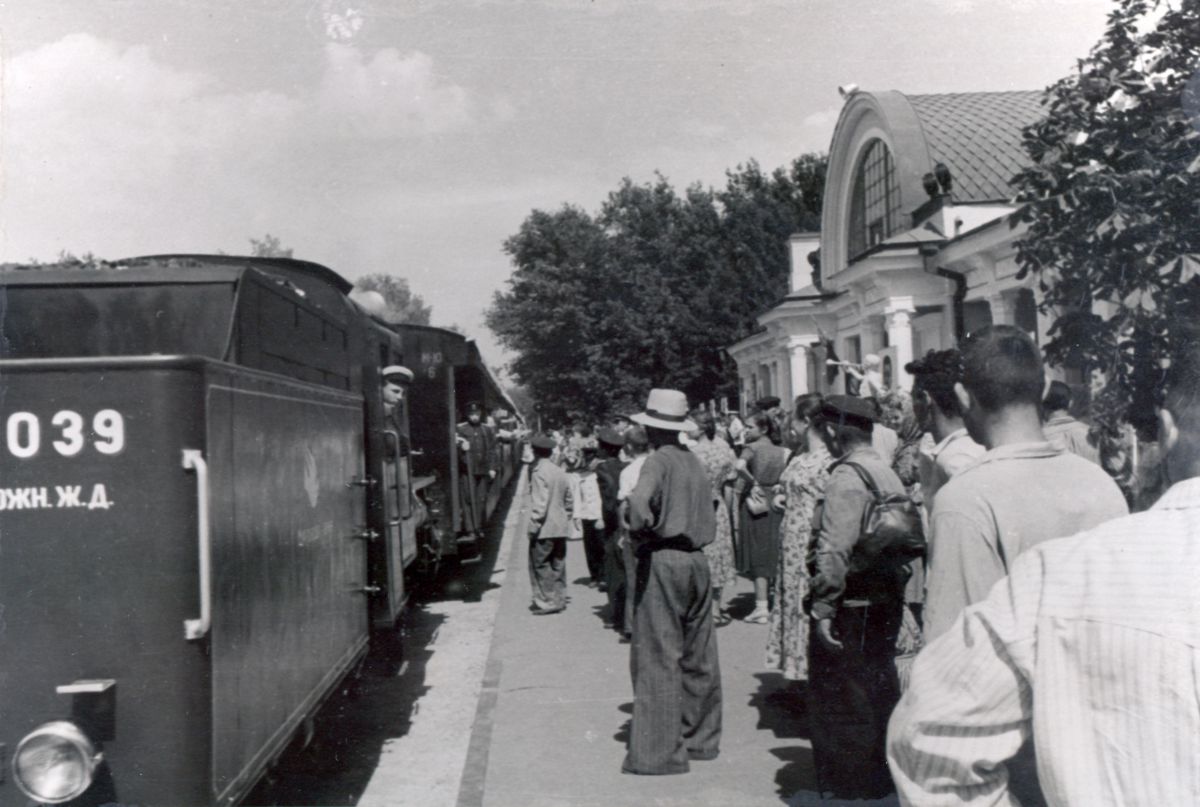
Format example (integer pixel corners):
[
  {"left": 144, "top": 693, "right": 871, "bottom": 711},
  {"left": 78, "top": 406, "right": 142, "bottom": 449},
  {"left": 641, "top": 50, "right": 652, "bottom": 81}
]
[
  {"left": 457, "top": 401, "right": 499, "bottom": 541},
  {"left": 595, "top": 428, "right": 628, "bottom": 627},
  {"left": 806, "top": 394, "right": 908, "bottom": 801},
  {"left": 756, "top": 395, "right": 781, "bottom": 413}
]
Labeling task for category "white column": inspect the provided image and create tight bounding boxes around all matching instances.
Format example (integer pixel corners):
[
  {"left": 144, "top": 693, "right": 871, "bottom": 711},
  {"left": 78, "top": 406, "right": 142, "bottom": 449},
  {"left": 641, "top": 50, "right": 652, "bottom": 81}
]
[
  {"left": 787, "top": 338, "right": 810, "bottom": 398},
  {"left": 886, "top": 302, "right": 916, "bottom": 392}
]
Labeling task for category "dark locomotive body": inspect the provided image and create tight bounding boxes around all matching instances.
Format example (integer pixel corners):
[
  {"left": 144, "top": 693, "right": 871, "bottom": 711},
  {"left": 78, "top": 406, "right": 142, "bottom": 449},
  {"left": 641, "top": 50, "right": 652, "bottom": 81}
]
[{"left": 0, "top": 255, "right": 519, "bottom": 806}]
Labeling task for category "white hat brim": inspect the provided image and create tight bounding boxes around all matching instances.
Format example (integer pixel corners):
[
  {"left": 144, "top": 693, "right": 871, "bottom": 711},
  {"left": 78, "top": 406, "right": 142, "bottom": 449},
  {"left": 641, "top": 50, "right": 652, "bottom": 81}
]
[{"left": 631, "top": 412, "right": 696, "bottom": 431}]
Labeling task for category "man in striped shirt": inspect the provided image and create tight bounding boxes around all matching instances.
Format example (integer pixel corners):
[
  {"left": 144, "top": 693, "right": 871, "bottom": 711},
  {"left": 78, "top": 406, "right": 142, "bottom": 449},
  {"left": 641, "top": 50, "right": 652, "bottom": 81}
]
[{"left": 887, "top": 344, "right": 1200, "bottom": 806}]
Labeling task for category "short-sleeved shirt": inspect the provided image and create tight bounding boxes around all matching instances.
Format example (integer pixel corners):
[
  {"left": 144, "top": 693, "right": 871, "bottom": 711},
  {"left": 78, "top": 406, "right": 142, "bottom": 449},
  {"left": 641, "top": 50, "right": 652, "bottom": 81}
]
[
  {"left": 924, "top": 441, "right": 1128, "bottom": 640},
  {"left": 628, "top": 444, "right": 716, "bottom": 550}
]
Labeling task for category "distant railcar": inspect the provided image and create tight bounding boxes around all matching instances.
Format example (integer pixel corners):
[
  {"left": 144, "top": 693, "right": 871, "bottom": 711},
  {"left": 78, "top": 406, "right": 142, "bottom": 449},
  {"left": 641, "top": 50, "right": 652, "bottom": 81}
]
[
  {"left": 0, "top": 255, "right": 520, "bottom": 806},
  {"left": 398, "top": 323, "right": 521, "bottom": 564}
]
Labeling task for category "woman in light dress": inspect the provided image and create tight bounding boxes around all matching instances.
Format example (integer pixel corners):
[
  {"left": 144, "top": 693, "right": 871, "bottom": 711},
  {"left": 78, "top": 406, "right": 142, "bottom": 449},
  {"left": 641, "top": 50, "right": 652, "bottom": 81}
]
[
  {"left": 765, "top": 393, "right": 831, "bottom": 680},
  {"left": 687, "top": 412, "right": 739, "bottom": 625}
]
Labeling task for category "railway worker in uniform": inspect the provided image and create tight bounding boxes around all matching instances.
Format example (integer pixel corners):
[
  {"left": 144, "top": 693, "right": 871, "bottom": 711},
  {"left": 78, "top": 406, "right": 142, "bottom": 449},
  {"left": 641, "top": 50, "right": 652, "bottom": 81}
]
[
  {"left": 623, "top": 389, "right": 721, "bottom": 775},
  {"left": 457, "top": 401, "right": 499, "bottom": 541},
  {"left": 381, "top": 365, "right": 414, "bottom": 459},
  {"left": 806, "top": 394, "right": 906, "bottom": 801},
  {"left": 527, "top": 433, "right": 574, "bottom": 615}
]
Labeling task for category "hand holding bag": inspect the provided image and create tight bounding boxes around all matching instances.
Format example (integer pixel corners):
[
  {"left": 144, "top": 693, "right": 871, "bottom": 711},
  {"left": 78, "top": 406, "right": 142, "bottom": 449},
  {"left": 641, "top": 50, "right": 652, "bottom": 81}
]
[{"left": 745, "top": 484, "right": 770, "bottom": 516}]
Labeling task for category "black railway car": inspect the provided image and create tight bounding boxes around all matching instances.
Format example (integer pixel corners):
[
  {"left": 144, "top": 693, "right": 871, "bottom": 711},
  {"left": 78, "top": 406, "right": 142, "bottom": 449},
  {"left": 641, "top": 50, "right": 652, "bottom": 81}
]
[
  {"left": 0, "top": 255, "right": 518, "bottom": 806},
  {"left": 397, "top": 324, "right": 521, "bottom": 562}
]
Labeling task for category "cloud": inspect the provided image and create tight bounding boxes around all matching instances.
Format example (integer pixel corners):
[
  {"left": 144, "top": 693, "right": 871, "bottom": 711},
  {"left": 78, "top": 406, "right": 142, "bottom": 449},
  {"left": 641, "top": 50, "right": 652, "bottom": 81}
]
[
  {"left": 925, "top": 0, "right": 1103, "bottom": 12},
  {"left": 317, "top": 44, "right": 471, "bottom": 138},
  {"left": 0, "top": 34, "right": 480, "bottom": 260}
]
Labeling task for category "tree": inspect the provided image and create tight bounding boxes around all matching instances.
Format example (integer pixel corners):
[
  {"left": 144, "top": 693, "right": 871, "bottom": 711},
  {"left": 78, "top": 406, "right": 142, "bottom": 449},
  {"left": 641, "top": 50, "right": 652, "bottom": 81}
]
[
  {"left": 355, "top": 273, "right": 433, "bottom": 325},
  {"left": 1010, "top": 0, "right": 1200, "bottom": 439},
  {"left": 249, "top": 234, "right": 293, "bottom": 258},
  {"left": 486, "top": 154, "right": 827, "bottom": 423},
  {"left": 1, "top": 251, "right": 111, "bottom": 272}
]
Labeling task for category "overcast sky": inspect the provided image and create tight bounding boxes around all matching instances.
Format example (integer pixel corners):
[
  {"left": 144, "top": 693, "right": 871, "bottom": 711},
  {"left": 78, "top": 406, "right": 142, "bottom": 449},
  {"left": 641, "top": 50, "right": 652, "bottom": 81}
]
[{"left": 1, "top": 0, "right": 1112, "bottom": 364}]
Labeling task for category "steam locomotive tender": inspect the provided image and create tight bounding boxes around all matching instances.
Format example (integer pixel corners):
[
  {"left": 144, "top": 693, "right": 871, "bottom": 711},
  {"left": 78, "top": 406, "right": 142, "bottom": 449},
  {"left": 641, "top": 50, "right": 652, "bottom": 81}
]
[{"left": 0, "top": 255, "right": 519, "bottom": 806}]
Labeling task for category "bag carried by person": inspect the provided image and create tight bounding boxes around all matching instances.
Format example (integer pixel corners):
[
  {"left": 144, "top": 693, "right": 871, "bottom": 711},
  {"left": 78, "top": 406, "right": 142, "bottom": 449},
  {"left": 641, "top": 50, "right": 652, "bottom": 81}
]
[
  {"left": 745, "top": 485, "right": 770, "bottom": 516},
  {"left": 842, "top": 461, "right": 925, "bottom": 573}
]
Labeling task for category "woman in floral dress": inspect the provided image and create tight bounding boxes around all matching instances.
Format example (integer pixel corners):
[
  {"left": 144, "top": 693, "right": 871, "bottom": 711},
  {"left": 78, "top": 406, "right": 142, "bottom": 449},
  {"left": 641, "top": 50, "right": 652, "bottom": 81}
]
[
  {"left": 765, "top": 394, "right": 831, "bottom": 680},
  {"left": 688, "top": 412, "right": 739, "bottom": 623}
]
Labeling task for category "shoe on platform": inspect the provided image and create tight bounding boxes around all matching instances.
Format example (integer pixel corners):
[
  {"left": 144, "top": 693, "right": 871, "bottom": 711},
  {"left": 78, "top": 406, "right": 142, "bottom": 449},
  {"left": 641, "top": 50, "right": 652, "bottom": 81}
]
[
  {"left": 743, "top": 609, "right": 770, "bottom": 624},
  {"left": 532, "top": 604, "right": 566, "bottom": 615}
]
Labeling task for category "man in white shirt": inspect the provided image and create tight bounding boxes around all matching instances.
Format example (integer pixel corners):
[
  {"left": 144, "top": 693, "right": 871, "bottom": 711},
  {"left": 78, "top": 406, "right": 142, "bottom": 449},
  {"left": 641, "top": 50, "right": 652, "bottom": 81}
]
[
  {"left": 888, "top": 342, "right": 1200, "bottom": 806},
  {"left": 923, "top": 326, "right": 1127, "bottom": 641}
]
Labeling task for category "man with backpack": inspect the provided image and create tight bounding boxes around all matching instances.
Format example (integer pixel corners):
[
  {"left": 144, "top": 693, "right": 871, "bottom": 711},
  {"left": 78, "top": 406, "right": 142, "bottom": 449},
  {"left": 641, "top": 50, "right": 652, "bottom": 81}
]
[{"left": 807, "top": 394, "right": 913, "bottom": 801}]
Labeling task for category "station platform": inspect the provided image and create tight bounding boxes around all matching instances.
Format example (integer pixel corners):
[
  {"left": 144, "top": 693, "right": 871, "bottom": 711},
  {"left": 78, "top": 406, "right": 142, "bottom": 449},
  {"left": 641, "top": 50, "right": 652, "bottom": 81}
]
[{"left": 458, "top": 476, "right": 901, "bottom": 807}]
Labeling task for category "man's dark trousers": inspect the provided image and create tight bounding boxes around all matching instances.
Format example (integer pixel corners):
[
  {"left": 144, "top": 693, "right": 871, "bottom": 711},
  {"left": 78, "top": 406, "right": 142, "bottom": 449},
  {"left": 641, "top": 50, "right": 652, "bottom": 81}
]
[
  {"left": 528, "top": 537, "right": 566, "bottom": 608},
  {"left": 603, "top": 526, "right": 626, "bottom": 627},
  {"left": 582, "top": 520, "right": 605, "bottom": 583},
  {"left": 806, "top": 600, "right": 902, "bottom": 799},
  {"left": 624, "top": 546, "right": 721, "bottom": 774},
  {"left": 460, "top": 472, "right": 490, "bottom": 534}
]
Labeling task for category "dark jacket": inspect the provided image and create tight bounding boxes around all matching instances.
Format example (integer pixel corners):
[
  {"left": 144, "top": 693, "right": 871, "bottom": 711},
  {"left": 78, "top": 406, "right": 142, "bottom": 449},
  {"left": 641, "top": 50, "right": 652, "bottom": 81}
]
[
  {"left": 808, "top": 445, "right": 907, "bottom": 619},
  {"left": 457, "top": 421, "right": 499, "bottom": 475},
  {"left": 595, "top": 457, "right": 627, "bottom": 534}
]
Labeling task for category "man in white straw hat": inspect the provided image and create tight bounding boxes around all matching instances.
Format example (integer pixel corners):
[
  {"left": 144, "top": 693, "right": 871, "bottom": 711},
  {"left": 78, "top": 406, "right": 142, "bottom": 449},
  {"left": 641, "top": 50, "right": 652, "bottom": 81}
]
[{"left": 623, "top": 388, "right": 722, "bottom": 775}]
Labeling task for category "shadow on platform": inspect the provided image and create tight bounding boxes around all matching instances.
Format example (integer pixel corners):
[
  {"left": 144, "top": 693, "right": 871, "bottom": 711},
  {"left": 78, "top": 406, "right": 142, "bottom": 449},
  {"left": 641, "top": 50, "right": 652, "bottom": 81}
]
[
  {"left": 244, "top": 477, "right": 520, "bottom": 806},
  {"left": 750, "top": 672, "right": 810, "bottom": 740}
]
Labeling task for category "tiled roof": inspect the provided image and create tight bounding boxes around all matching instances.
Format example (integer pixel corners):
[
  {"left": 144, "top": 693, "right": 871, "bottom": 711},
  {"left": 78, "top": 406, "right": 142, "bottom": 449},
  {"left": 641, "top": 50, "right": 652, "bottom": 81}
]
[{"left": 906, "top": 91, "right": 1046, "bottom": 203}]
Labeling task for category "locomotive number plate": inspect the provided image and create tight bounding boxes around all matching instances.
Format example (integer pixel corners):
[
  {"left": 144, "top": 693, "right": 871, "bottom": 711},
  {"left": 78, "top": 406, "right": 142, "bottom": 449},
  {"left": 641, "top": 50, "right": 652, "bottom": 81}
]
[{"left": 3, "top": 409, "right": 125, "bottom": 459}]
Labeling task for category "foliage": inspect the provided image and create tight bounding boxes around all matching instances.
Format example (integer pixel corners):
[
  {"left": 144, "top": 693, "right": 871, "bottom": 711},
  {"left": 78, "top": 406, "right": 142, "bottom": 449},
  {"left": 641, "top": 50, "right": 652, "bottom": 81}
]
[
  {"left": 487, "top": 155, "right": 826, "bottom": 423},
  {"left": 1010, "top": 0, "right": 1200, "bottom": 437},
  {"left": 249, "top": 234, "right": 293, "bottom": 258},
  {"left": 0, "top": 251, "right": 112, "bottom": 272},
  {"left": 355, "top": 273, "right": 433, "bottom": 325}
]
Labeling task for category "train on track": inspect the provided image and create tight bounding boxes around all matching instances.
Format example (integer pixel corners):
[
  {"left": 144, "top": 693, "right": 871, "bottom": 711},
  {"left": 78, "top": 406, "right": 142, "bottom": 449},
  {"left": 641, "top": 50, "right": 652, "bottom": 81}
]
[{"left": 0, "top": 255, "right": 522, "bottom": 806}]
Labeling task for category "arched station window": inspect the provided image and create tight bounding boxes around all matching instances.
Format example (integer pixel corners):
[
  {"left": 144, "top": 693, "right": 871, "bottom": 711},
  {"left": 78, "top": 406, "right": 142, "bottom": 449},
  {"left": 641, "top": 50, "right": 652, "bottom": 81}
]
[{"left": 848, "top": 139, "right": 901, "bottom": 259}]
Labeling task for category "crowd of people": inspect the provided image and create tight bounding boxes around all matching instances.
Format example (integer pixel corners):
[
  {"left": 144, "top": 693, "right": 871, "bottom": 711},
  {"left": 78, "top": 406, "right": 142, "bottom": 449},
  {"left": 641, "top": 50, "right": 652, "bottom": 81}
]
[{"left": 520, "top": 323, "right": 1196, "bottom": 805}]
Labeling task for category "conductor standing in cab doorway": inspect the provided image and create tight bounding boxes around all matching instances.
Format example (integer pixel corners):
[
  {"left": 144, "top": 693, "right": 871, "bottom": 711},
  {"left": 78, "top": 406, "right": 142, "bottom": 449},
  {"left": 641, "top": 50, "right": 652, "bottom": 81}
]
[
  {"left": 381, "top": 365, "right": 414, "bottom": 459},
  {"left": 458, "top": 401, "right": 498, "bottom": 542}
]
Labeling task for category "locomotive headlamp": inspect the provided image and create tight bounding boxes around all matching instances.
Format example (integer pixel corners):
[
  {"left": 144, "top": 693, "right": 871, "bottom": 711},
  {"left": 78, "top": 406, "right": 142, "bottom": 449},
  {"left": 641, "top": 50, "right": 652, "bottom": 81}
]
[{"left": 12, "top": 721, "right": 101, "bottom": 803}]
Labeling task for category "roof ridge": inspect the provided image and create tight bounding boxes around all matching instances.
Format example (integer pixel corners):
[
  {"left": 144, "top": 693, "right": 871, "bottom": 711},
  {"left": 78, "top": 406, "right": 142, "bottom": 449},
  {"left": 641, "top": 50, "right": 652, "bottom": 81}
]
[{"left": 904, "top": 89, "right": 1043, "bottom": 99}]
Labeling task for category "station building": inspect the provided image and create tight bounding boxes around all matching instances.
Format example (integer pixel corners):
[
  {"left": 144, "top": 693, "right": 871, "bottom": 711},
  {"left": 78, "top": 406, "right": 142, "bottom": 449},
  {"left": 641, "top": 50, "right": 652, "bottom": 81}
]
[{"left": 727, "top": 89, "right": 1059, "bottom": 409}]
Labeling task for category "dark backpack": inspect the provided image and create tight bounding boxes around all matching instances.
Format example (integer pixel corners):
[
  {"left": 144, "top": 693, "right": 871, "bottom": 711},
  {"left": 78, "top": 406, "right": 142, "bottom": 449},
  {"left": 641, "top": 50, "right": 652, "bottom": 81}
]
[{"left": 842, "top": 461, "right": 926, "bottom": 574}]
